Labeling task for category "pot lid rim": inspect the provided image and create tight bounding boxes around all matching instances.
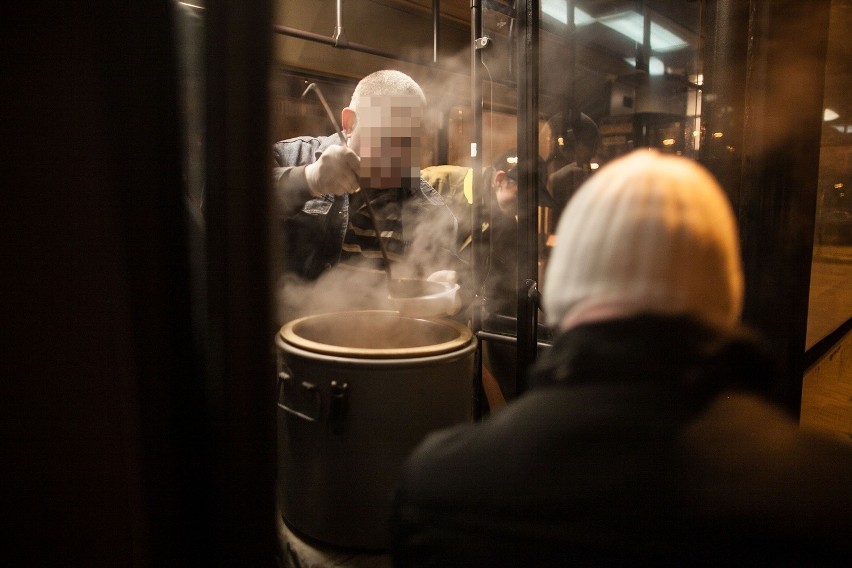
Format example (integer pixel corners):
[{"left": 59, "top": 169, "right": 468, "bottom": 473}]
[{"left": 279, "top": 310, "right": 473, "bottom": 359}]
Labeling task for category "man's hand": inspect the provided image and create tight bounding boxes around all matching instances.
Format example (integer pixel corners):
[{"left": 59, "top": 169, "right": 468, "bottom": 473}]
[{"left": 305, "top": 144, "right": 361, "bottom": 196}]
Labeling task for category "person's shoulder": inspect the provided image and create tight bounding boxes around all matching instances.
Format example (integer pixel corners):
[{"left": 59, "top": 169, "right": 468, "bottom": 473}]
[
  {"left": 401, "top": 389, "right": 572, "bottom": 482},
  {"left": 274, "top": 133, "right": 335, "bottom": 150},
  {"left": 685, "top": 390, "right": 852, "bottom": 483},
  {"left": 419, "top": 177, "right": 436, "bottom": 194},
  {"left": 273, "top": 134, "right": 337, "bottom": 166},
  {"left": 681, "top": 392, "right": 852, "bottom": 553},
  {"left": 412, "top": 177, "right": 447, "bottom": 207}
]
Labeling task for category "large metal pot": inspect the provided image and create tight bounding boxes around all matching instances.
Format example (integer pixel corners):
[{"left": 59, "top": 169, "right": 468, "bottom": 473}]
[{"left": 275, "top": 310, "right": 476, "bottom": 550}]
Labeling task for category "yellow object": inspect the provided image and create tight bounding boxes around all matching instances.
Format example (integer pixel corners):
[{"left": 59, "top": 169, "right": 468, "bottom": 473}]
[
  {"left": 421, "top": 165, "right": 475, "bottom": 251},
  {"left": 421, "top": 165, "right": 474, "bottom": 205},
  {"left": 463, "top": 167, "right": 473, "bottom": 204}
]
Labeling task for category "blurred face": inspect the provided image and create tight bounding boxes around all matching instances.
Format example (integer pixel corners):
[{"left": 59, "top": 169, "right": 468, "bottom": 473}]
[
  {"left": 493, "top": 170, "right": 519, "bottom": 217},
  {"left": 346, "top": 95, "right": 423, "bottom": 189}
]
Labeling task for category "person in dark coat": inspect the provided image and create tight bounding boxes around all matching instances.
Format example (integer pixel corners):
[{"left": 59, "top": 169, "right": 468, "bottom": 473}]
[
  {"left": 546, "top": 112, "right": 599, "bottom": 225},
  {"left": 389, "top": 149, "right": 852, "bottom": 567}
]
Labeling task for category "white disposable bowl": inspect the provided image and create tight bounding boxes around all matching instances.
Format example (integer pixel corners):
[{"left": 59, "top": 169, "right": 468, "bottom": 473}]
[{"left": 388, "top": 279, "right": 460, "bottom": 318}]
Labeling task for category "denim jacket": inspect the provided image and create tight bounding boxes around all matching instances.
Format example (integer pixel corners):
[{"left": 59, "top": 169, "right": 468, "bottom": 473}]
[{"left": 272, "top": 134, "right": 458, "bottom": 281}]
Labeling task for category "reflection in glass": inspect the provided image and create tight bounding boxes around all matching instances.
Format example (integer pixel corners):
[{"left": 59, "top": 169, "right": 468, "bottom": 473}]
[{"left": 807, "top": 0, "right": 852, "bottom": 349}]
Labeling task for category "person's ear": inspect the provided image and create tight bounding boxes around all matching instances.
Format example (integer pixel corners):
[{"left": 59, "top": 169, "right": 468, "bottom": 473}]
[
  {"left": 493, "top": 170, "right": 507, "bottom": 187},
  {"left": 341, "top": 107, "right": 357, "bottom": 135}
]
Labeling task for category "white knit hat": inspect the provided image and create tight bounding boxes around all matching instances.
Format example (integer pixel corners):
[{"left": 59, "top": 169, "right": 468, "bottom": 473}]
[{"left": 543, "top": 149, "right": 744, "bottom": 331}]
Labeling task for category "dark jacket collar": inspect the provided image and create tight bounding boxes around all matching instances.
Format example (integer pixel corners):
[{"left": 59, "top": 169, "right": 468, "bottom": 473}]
[{"left": 530, "top": 314, "right": 776, "bottom": 400}]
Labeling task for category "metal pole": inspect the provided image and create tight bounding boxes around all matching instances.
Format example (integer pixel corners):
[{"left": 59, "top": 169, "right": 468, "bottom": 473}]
[
  {"left": 433, "top": 0, "right": 440, "bottom": 64},
  {"left": 333, "top": 0, "right": 348, "bottom": 46},
  {"left": 471, "top": 0, "right": 485, "bottom": 419},
  {"left": 515, "top": 0, "right": 540, "bottom": 395},
  {"left": 273, "top": 24, "right": 475, "bottom": 77},
  {"left": 567, "top": 0, "right": 576, "bottom": 127},
  {"left": 275, "top": 13, "right": 527, "bottom": 90},
  {"left": 274, "top": 25, "right": 403, "bottom": 62}
]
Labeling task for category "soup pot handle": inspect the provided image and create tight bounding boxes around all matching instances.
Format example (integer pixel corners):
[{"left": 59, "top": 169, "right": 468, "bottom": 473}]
[
  {"left": 329, "top": 380, "right": 349, "bottom": 434},
  {"left": 277, "top": 365, "right": 321, "bottom": 423}
]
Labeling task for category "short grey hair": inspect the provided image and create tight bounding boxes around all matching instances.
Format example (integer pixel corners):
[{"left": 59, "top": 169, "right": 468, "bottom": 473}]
[{"left": 349, "top": 70, "right": 426, "bottom": 111}]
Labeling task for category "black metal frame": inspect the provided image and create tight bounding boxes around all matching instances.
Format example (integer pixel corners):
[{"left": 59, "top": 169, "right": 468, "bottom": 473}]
[
  {"left": 513, "top": 0, "right": 541, "bottom": 395},
  {"left": 470, "top": 0, "right": 542, "bottom": 399},
  {"left": 471, "top": 0, "right": 486, "bottom": 417},
  {"left": 701, "top": 0, "right": 832, "bottom": 417}
]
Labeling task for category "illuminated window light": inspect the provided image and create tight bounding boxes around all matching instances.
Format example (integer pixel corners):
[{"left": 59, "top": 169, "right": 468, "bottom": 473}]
[
  {"left": 590, "top": 162, "right": 600, "bottom": 170},
  {"left": 824, "top": 108, "right": 839, "bottom": 121},
  {"left": 662, "top": 138, "right": 675, "bottom": 146},
  {"left": 712, "top": 132, "right": 724, "bottom": 139},
  {"left": 831, "top": 124, "right": 852, "bottom": 133},
  {"left": 835, "top": 183, "right": 845, "bottom": 190},
  {"left": 542, "top": 1, "right": 594, "bottom": 26},
  {"left": 624, "top": 56, "right": 665, "bottom": 75},
  {"left": 599, "top": 11, "right": 689, "bottom": 52}
]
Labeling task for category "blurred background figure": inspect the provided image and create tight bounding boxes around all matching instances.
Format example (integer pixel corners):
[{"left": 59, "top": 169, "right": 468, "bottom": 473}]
[
  {"left": 546, "top": 112, "right": 600, "bottom": 226},
  {"left": 390, "top": 149, "right": 852, "bottom": 567},
  {"left": 481, "top": 148, "right": 552, "bottom": 317}
]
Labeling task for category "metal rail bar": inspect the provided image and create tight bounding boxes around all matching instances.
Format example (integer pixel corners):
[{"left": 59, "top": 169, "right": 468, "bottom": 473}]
[
  {"left": 477, "top": 330, "right": 551, "bottom": 350},
  {"left": 273, "top": 25, "right": 408, "bottom": 62}
]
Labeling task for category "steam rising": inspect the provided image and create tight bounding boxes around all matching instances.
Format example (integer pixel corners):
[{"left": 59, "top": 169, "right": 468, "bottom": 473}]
[
  {"left": 276, "top": 193, "right": 459, "bottom": 325},
  {"left": 276, "top": 264, "right": 391, "bottom": 324},
  {"left": 276, "top": 66, "right": 464, "bottom": 325}
]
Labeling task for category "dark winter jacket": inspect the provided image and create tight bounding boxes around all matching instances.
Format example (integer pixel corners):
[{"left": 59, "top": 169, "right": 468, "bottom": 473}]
[
  {"left": 272, "top": 134, "right": 458, "bottom": 281},
  {"left": 390, "top": 315, "right": 852, "bottom": 567}
]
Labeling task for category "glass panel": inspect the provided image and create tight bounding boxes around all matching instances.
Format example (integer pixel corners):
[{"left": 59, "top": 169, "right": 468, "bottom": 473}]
[
  {"left": 471, "top": 1, "right": 704, "bottom": 401},
  {"left": 173, "top": 0, "right": 208, "bottom": 343},
  {"left": 807, "top": 0, "right": 852, "bottom": 349},
  {"left": 476, "top": 1, "right": 704, "bottom": 323},
  {"left": 174, "top": 1, "right": 206, "bottom": 212}
]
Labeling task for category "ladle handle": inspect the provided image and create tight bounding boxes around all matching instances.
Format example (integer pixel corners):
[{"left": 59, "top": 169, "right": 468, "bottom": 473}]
[
  {"left": 360, "top": 188, "right": 393, "bottom": 281},
  {"left": 302, "top": 83, "right": 346, "bottom": 145}
]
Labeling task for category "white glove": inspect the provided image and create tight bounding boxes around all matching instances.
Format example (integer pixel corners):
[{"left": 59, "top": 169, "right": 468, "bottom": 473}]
[{"left": 304, "top": 144, "right": 361, "bottom": 196}]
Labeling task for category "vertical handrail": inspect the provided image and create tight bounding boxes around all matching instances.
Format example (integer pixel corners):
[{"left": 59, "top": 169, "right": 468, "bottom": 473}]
[
  {"left": 433, "top": 0, "right": 440, "bottom": 64},
  {"left": 333, "top": 0, "right": 347, "bottom": 46},
  {"left": 515, "top": 0, "right": 540, "bottom": 395},
  {"left": 471, "top": 0, "right": 485, "bottom": 419}
]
